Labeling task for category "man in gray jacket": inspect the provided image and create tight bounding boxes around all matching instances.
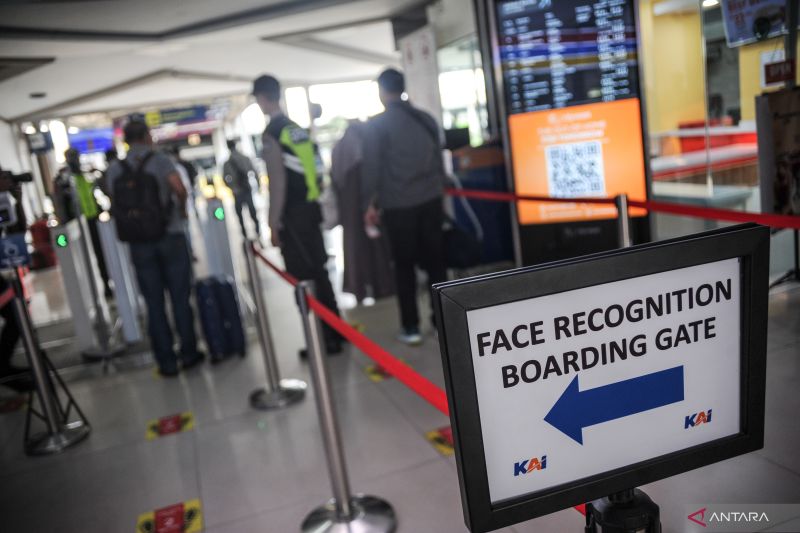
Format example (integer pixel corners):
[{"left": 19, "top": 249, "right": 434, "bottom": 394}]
[{"left": 362, "top": 68, "right": 447, "bottom": 345}]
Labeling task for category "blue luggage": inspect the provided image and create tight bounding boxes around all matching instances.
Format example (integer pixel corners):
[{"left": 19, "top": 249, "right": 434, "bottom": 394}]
[{"left": 195, "top": 277, "right": 245, "bottom": 361}]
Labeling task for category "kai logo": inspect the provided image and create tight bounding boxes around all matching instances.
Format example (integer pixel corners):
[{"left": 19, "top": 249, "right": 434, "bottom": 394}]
[
  {"left": 685, "top": 409, "right": 712, "bottom": 429},
  {"left": 513, "top": 455, "right": 547, "bottom": 476}
]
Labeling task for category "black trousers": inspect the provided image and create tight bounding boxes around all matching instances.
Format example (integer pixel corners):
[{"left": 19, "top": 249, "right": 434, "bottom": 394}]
[
  {"left": 86, "top": 217, "right": 110, "bottom": 293},
  {"left": 234, "top": 189, "right": 260, "bottom": 238},
  {"left": 280, "top": 202, "right": 341, "bottom": 342},
  {"left": 0, "top": 278, "right": 20, "bottom": 369},
  {"left": 382, "top": 197, "right": 447, "bottom": 330}
]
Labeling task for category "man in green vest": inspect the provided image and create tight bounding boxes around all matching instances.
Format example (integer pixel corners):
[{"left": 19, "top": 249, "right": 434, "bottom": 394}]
[
  {"left": 63, "top": 148, "right": 111, "bottom": 297},
  {"left": 253, "top": 74, "right": 343, "bottom": 356}
]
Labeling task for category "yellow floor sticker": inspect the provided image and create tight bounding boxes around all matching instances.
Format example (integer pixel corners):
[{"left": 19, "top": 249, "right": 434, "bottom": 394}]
[
  {"left": 364, "top": 364, "right": 393, "bottom": 382},
  {"left": 136, "top": 499, "right": 202, "bottom": 533},
  {"left": 426, "top": 426, "right": 455, "bottom": 456},
  {"left": 348, "top": 321, "right": 366, "bottom": 333},
  {"left": 145, "top": 412, "right": 194, "bottom": 440},
  {"left": 364, "top": 357, "right": 406, "bottom": 382}
]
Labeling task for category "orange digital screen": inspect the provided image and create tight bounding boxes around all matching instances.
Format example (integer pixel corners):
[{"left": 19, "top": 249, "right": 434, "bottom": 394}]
[{"left": 509, "top": 98, "right": 648, "bottom": 225}]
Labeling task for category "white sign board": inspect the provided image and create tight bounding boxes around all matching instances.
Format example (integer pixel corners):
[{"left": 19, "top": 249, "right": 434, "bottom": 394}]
[
  {"left": 399, "top": 25, "right": 444, "bottom": 128},
  {"left": 466, "top": 258, "right": 741, "bottom": 504}
]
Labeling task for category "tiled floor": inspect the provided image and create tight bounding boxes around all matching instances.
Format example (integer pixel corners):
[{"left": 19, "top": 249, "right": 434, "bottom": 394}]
[{"left": 1, "top": 211, "right": 799, "bottom": 532}]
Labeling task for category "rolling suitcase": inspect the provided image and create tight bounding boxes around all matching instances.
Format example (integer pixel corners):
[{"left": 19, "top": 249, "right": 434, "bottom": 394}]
[
  {"left": 213, "top": 279, "right": 245, "bottom": 357},
  {"left": 195, "top": 277, "right": 245, "bottom": 361}
]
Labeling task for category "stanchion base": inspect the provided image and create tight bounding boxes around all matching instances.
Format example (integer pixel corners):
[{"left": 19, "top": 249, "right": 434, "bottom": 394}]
[
  {"left": 25, "top": 421, "right": 91, "bottom": 456},
  {"left": 249, "top": 379, "right": 307, "bottom": 410},
  {"left": 301, "top": 495, "right": 396, "bottom": 533}
]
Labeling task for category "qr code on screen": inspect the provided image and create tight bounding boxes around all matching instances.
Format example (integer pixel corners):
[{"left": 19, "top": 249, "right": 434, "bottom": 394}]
[{"left": 545, "top": 140, "right": 606, "bottom": 197}]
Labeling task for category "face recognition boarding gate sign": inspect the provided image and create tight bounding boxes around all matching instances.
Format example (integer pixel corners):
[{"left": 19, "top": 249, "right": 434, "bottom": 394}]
[{"left": 432, "top": 223, "right": 769, "bottom": 533}]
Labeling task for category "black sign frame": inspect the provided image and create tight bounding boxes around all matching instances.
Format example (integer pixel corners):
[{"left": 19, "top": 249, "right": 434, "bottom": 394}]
[{"left": 432, "top": 224, "right": 769, "bottom": 532}]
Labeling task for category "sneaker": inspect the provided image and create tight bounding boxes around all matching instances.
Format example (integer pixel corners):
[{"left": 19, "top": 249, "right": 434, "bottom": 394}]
[
  {"left": 182, "top": 352, "right": 206, "bottom": 370},
  {"left": 398, "top": 327, "right": 423, "bottom": 346},
  {"left": 158, "top": 367, "right": 180, "bottom": 378}
]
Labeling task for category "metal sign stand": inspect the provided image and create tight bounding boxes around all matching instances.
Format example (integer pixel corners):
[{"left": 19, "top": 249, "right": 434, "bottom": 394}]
[
  {"left": 8, "top": 268, "right": 91, "bottom": 456},
  {"left": 585, "top": 199, "right": 662, "bottom": 533},
  {"left": 243, "top": 240, "right": 306, "bottom": 409},
  {"left": 296, "top": 281, "right": 396, "bottom": 533},
  {"left": 614, "top": 194, "right": 632, "bottom": 248},
  {"left": 585, "top": 489, "right": 661, "bottom": 533}
]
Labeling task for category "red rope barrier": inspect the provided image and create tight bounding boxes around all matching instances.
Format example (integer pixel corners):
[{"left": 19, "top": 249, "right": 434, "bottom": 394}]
[
  {"left": 307, "top": 297, "right": 450, "bottom": 416},
  {"left": 628, "top": 199, "right": 800, "bottom": 229},
  {"left": 252, "top": 247, "right": 300, "bottom": 285},
  {"left": 447, "top": 188, "right": 615, "bottom": 205},
  {"left": 251, "top": 244, "right": 450, "bottom": 416},
  {"left": 446, "top": 188, "right": 800, "bottom": 230}
]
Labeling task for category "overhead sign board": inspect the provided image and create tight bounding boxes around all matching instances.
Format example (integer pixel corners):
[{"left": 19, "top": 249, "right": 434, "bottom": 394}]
[
  {"left": 67, "top": 127, "right": 114, "bottom": 154},
  {"left": 26, "top": 131, "right": 53, "bottom": 154},
  {"left": 721, "top": 0, "right": 787, "bottom": 48},
  {"left": 433, "top": 224, "right": 769, "bottom": 532}
]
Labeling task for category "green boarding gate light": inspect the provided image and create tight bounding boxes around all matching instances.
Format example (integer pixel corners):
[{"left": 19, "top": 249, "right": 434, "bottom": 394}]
[
  {"left": 213, "top": 207, "right": 225, "bottom": 221},
  {"left": 56, "top": 234, "right": 68, "bottom": 248}
]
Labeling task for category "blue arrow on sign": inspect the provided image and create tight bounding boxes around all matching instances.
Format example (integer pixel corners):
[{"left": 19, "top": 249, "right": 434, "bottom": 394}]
[{"left": 544, "top": 366, "right": 685, "bottom": 445}]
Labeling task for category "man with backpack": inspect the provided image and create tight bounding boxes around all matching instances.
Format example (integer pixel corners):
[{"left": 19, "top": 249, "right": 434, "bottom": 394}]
[
  {"left": 361, "top": 68, "right": 448, "bottom": 346},
  {"left": 222, "top": 140, "right": 261, "bottom": 238},
  {"left": 106, "top": 118, "right": 204, "bottom": 377}
]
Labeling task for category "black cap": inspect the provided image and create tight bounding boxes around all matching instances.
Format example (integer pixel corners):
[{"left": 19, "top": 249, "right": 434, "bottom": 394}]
[{"left": 252, "top": 74, "right": 281, "bottom": 101}]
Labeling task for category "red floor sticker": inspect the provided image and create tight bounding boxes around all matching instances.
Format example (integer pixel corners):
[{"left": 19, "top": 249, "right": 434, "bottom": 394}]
[
  {"left": 137, "top": 499, "right": 202, "bottom": 533},
  {"left": 146, "top": 412, "right": 194, "bottom": 440}
]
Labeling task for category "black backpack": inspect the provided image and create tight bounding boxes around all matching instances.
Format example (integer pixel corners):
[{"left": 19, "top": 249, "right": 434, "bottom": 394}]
[{"left": 112, "top": 152, "right": 169, "bottom": 243}]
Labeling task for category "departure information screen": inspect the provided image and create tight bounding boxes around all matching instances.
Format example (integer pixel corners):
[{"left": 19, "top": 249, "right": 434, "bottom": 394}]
[{"left": 496, "top": 0, "right": 648, "bottom": 224}]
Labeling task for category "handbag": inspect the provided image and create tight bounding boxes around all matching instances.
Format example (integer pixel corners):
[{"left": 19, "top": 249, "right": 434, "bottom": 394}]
[{"left": 444, "top": 216, "right": 482, "bottom": 269}]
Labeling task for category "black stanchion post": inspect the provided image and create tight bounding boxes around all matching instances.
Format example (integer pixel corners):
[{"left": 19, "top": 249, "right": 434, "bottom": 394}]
[
  {"left": 794, "top": 230, "right": 800, "bottom": 282},
  {"left": 243, "top": 241, "right": 306, "bottom": 409},
  {"left": 296, "top": 281, "right": 396, "bottom": 532},
  {"left": 614, "top": 194, "right": 632, "bottom": 248},
  {"left": 10, "top": 268, "right": 90, "bottom": 455}
]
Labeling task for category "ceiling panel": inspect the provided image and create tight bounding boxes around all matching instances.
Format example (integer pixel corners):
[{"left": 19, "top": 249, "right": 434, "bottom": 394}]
[
  {"left": 0, "top": 0, "right": 288, "bottom": 34},
  {"left": 0, "top": 0, "right": 419, "bottom": 121},
  {"left": 51, "top": 76, "right": 250, "bottom": 117}
]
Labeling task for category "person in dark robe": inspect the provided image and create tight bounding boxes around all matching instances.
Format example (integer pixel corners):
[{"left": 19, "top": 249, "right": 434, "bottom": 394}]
[{"left": 330, "top": 120, "right": 395, "bottom": 303}]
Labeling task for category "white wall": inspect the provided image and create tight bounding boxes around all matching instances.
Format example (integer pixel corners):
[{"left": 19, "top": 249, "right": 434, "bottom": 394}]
[
  {"left": 427, "top": 0, "right": 476, "bottom": 47},
  {"left": 0, "top": 120, "right": 25, "bottom": 173}
]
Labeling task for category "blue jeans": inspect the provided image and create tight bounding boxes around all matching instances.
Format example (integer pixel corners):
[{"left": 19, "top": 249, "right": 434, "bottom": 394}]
[{"left": 130, "top": 233, "right": 199, "bottom": 372}]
